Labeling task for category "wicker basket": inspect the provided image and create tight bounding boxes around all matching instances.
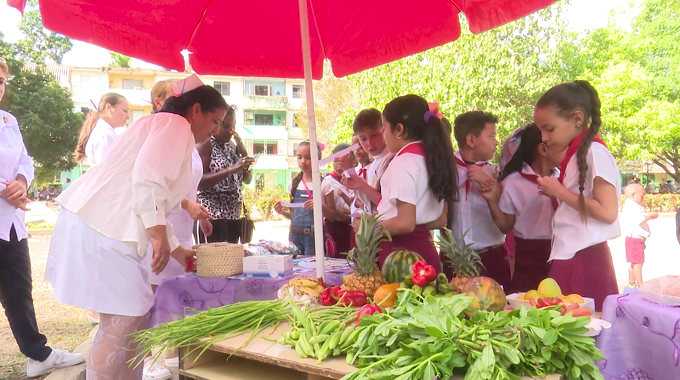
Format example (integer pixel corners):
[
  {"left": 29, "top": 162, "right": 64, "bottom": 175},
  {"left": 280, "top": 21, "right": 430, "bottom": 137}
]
[{"left": 194, "top": 243, "right": 244, "bottom": 277}]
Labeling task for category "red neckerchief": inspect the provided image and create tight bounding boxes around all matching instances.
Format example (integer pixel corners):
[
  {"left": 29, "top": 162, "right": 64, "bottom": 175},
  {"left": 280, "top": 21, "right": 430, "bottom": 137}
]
[
  {"left": 378, "top": 142, "right": 425, "bottom": 206},
  {"left": 454, "top": 152, "right": 488, "bottom": 201},
  {"left": 329, "top": 171, "right": 343, "bottom": 183},
  {"left": 358, "top": 167, "right": 367, "bottom": 180},
  {"left": 551, "top": 131, "right": 607, "bottom": 210}
]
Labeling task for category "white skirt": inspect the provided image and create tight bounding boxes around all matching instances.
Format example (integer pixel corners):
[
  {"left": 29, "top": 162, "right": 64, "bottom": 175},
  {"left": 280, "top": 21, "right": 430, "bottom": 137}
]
[{"left": 45, "top": 209, "right": 154, "bottom": 317}]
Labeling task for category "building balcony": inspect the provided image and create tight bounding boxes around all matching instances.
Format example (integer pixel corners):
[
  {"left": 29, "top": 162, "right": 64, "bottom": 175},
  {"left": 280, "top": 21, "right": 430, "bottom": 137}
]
[{"left": 243, "top": 95, "right": 288, "bottom": 110}]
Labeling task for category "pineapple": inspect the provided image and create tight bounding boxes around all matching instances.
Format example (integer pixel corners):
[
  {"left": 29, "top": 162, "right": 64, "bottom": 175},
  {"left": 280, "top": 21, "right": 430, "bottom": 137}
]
[
  {"left": 437, "top": 228, "right": 483, "bottom": 292},
  {"left": 343, "top": 214, "right": 390, "bottom": 298}
]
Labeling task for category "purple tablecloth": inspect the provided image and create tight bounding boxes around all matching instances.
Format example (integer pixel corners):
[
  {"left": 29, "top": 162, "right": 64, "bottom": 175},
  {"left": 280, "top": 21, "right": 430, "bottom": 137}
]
[
  {"left": 150, "top": 271, "right": 347, "bottom": 326},
  {"left": 596, "top": 294, "right": 680, "bottom": 380}
]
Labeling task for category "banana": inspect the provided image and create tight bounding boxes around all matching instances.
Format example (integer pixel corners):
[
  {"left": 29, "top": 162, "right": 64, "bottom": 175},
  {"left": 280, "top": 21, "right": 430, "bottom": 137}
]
[
  {"left": 297, "top": 286, "right": 321, "bottom": 297},
  {"left": 437, "top": 283, "right": 456, "bottom": 294},
  {"left": 312, "top": 285, "right": 325, "bottom": 294}
]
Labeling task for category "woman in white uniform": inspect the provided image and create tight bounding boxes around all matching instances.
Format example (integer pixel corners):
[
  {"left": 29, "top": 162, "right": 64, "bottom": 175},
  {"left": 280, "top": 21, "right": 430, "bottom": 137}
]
[
  {"left": 45, "top": 78, "right": 228, "bottom": 380},
  {"left": 74, "top": 92, "right": 129, "bottom": 166}
]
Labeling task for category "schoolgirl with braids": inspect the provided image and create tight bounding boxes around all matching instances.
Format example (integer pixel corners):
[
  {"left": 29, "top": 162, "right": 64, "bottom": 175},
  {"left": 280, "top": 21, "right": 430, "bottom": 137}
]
[
  {"left": 534, "top": 80, "right": 621, "bottom": 311},
  {"left": 274, "top": 141, "right": 337, "bottom": 256},
  {"left": 482, "top": 124, "right": 561, "bottom": 293},
  {"left": 376, "top": 95, "right": 456, "bottom": 271}
]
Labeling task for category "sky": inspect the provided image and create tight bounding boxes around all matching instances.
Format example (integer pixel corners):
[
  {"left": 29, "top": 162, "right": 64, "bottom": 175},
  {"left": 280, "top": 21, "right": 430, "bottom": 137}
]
[{"left": 0, "top": 0, "right": 639, "bottom": 70}]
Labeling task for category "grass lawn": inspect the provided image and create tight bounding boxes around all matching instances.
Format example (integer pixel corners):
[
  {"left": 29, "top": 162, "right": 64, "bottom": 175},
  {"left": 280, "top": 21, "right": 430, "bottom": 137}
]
[{"left": 0, "top": 234, "right": 92, "bottom": 380}]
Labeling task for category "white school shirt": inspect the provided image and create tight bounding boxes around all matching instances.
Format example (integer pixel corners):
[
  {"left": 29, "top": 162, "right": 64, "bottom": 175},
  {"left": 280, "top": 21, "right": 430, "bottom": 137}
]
[
  {"left": 85, "top": 119, "right": 117, "bottom": 166},
  {"left": 498, "top": 164, "right": 556, "bottom": 240},
  {"left": 550, "top": 143, "right": 621, "bottom": 261},
  {"left": 621, "top": 199, "right": 650, "bottom": 239},
  {"left": 326, "top": 175, "right": 351, "bottom": 214},
  {"left": 451, "top": 151, "right": 505, "bottom": 250},
  {"left": 377, "top": 141, "right": 444, "bottom": 224},
  {"left": 356, "top": 146, "right": 394, "bottom": 214},
  {"left": 0, "top": 110, "right": 35, "bottom": 241},
  {"left": 287, "top": 177, "right": 334, "bottom": 203},
  {"left": 57, "top": 112, "right": 195, "bottom": 256}
]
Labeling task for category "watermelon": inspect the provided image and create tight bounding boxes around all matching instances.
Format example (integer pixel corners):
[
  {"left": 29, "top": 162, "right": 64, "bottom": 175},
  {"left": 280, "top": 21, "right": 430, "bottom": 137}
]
[{"left": 382, "top": 250, "right": 424, "bottom": 284}]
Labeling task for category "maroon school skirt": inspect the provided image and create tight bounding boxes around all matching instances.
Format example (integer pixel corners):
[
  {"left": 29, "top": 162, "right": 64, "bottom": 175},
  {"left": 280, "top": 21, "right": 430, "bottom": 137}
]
[
  {"left": 325, "top": 219, "right": 353, "bottom": 254},
  {"left": 548, "top": 242, "right": 618, "bottom": 312},
  {"left": 379, "top": 225, "right": 441, "bottom": 273},
  {"left": 441, "top": 243, "right": 511, "bottom": 292},
  {"left": 510, "top": 237, "right": 552, "bottom": 293},
  {"left": 625, "top": 237, "right": 645, "bottom": 264}
]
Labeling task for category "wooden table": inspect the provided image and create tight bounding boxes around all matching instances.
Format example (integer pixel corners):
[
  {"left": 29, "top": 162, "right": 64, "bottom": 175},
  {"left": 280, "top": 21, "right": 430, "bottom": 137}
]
[{"left": 178, "top": 323, "right": 564, "bottom": 380}]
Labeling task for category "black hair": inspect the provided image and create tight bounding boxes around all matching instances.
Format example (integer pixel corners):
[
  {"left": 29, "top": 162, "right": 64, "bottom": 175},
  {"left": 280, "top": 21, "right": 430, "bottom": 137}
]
[
  {"left": 442, "top": 117, "right": 452, "bottom": 137},
  {"left": 383, "top": 94, "right": 458, "bottom": 203},
  {"left": 290, "top": 140, "right": 323, "bottom": 201},
  {"left": 453, "top": 111, "right": 499, "bottom": 149},
  {"left": 352, "top": 108, "right": 382, "bottom": 134},
  {"left": 333, "top": 143, "right": 351, "bottom": 154},
  {"left": 500, "top": 124, "right": 543, "bottom": 181},
  {"left": 535, "top": 80, "right": 602, "bottom": 220},
  {"left": 160, "top": 85, "right": 228, "bottom": 117}
]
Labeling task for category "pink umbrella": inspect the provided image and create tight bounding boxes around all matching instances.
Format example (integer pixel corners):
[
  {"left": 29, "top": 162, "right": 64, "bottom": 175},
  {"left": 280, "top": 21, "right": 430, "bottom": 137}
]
[{"left": 8, "top": 0, "right": 558, "bottom": 276}]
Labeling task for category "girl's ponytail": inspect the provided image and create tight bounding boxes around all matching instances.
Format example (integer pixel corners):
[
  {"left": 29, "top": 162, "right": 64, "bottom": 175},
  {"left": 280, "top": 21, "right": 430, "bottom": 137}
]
[{"left": 499, "top": 124, "right": 543, "bottom": 181}]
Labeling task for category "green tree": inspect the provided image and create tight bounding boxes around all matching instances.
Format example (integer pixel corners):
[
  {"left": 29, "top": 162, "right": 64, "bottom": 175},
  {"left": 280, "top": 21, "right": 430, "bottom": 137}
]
[
  {"left": 15, "top": 0, "right": 73, "bottom": 64},
  {"left": 631, "top": 0, "right": 680, "bottom": 101},
  {"left": 109, "top": 52, "right": 132, "bottom": 68},
  {"left": 0, "top": 35, "right": 82, "bottom": 182},
  {"left": 349, "top": 3, "right": 573, "bottom": 150}
]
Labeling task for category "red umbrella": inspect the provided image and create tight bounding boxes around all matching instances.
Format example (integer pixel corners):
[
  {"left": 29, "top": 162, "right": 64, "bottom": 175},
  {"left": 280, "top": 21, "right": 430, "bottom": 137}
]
[{"left": 7, "top": 0, "right": 558, "bottom": 276}]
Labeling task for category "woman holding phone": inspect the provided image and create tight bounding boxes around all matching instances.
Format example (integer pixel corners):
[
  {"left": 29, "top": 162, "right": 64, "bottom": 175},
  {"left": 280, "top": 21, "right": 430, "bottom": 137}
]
[{"left": 197, "top": 105, "right": 254, "bottom": 243}]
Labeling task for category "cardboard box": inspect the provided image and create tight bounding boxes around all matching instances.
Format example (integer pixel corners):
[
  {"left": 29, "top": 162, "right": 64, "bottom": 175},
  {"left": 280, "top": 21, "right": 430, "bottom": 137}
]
[{"left": 243, "top": 255, "right": 294, "bottom": 279}]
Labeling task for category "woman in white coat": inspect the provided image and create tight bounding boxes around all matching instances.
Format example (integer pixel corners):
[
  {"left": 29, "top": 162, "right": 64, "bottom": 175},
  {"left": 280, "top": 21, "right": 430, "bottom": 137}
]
[
  {"left": 46, "top": 78, "right": 228, "bottom": 380},
  {"left": 74, "top": 92, "right": 129, "bottom": 167}
]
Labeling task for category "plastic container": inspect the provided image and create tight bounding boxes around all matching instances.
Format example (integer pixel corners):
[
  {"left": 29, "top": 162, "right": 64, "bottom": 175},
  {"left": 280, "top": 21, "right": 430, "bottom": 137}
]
[{"left": 506, "top": 293, "right": 596, "bottom": 313}]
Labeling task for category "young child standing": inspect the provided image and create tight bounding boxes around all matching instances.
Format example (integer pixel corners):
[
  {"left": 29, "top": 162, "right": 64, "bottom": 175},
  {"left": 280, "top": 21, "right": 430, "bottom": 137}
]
[
  {"left": 343, "top": 109, "right": 395, "bottom": 215},
  {"left": 448, "top": 111, "right": 511, "bottom": 289},
  {"left": 274, "top": 141, "right": 338, "bottom": 256},
  {"left": 534, "top": 80, "right": 621, "bottom": 311},
  {"left": 482, "top": 124, "right": 561, "bottom": 293},
  {"left": 352, "top": 134, "right": 373, "bottom": 180},
  {"left": 325, "top": 144, "right": 355, "bottom": 254},
  {"left": 377, "top": 95, "right": 456, "bottom": 271},
  {"left": 622, "top": 183, "right": 658, "bottom": 287}
]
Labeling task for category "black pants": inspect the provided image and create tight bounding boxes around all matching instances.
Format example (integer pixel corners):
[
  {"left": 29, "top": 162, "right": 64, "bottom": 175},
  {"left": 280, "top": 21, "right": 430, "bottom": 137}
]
[
  {"left": 0, "top": 225, "right": 51, "bottom": 361},
  {"left": 198, "top": 219, "right": 242, "bottom": 244}
]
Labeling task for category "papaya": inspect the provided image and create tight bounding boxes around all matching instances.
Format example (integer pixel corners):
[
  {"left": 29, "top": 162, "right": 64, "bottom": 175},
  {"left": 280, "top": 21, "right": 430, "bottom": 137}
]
[
  {"left": 373, "top": 283, "right": 400, "bottom": 308},
  {"left": 463, "top": 276, "right": 507, "bottom": 312}
]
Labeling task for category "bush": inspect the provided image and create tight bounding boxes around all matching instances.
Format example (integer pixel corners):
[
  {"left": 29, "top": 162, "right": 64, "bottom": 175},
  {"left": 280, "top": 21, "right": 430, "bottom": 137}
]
[
  {"left": 243, "top": 186, "right": 290, "bottom": 221},
  {"left": 620, "top": 194, "right": 680, "bottom": 212}
]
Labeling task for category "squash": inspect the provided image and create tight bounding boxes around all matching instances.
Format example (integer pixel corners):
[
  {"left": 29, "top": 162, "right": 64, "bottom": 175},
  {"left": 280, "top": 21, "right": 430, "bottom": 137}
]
[{"left": 373, "top": 283, "right": 400, "bottom": 308}]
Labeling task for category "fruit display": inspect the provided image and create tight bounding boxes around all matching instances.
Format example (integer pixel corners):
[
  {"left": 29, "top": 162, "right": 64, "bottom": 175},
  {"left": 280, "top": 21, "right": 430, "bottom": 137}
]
[
  {"left": 463, "top": 276, "right": 507, "bottom": 312},
  {"left": 398, "top": 261, "right": 457, "bottom": 298},
  {"left": 381, "top": 249, "right": 424, "bottom": 284},
  {"left": 372, "top": 283, "right": 400, "bottom": 308},
  {"left": 343, "top": 214, "right": 390, "bottom": 298},
  {"left": 437, "top": 228, "right": 484, "bottom": 292},
  {"left": 277, "top": 277, "right": 326, "bottom": 307},
  {"left": 510, "top": 278, "right": 594, "bottom": 315}
]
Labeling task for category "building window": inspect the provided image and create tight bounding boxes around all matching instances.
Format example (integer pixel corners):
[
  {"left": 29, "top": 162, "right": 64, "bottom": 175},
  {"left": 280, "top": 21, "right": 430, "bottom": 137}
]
[
  {"left": 214, "top": 81, "right": 230, "bottom": 96},
  {"left": 130, "top": 110, "right": 145, "bottom": 124},
  {"left": 253, "top": 143, "right": 277, "bottom": 155},
  {"left": 122, "top": 78, "right": 144, "bottom": 90},
  {"left": 253, "top": 85, "right": 272, "bottom": 96},
  {"left": 292, "top": 143, "right": 299, "bottom": 156},
  {"left": 292, "top": 85, "right": 304, "bottom": 99},
  {"left": 254, "top": 114, "right": 274, "bottom": 126}
]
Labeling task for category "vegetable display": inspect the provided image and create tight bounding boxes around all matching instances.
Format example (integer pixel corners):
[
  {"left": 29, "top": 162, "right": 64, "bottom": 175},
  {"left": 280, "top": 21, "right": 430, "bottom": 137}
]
[
  {"left": 338, "top": 290, "right": 604, "bottom": 380},
  {"left": 411, "top": 260, "right": 437, "bottom": 287},
  {"left": 320, "top": 286, "right": 367, "bottom": 307}
]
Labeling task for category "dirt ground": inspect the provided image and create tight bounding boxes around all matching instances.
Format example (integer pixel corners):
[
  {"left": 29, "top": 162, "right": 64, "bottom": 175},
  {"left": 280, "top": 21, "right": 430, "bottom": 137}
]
[{"left": 0, "top": 233, "right": 91, "bottom": 380}]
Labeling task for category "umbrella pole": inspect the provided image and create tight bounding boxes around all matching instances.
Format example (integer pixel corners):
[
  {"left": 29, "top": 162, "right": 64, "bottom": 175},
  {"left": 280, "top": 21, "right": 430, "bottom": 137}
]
[{"left": 298, "top": 0, "right": 325, "bottom": 280}]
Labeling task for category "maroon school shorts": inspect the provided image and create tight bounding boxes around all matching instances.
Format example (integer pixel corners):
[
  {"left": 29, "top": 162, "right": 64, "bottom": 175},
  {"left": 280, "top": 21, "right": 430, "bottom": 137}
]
[{"left": 625, "top": 236, "right": 646, "bottom": 264}]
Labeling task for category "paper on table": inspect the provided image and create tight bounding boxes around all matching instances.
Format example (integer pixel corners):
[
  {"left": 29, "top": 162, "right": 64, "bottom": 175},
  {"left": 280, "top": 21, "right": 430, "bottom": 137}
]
[
  {"left": 280, "top": 202, "right": 306, "bottom": 208},
  {"left": 319, "top": 144, "right": 360, "bottom": 166}
]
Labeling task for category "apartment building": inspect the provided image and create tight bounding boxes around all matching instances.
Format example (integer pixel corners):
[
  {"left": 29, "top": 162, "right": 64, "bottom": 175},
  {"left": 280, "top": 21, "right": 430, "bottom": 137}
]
[{"left": 58, "top": 66, "right": 307, "bottom": 189}]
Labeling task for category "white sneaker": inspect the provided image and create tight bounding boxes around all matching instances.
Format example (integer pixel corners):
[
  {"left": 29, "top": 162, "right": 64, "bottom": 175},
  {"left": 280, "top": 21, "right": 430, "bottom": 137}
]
[
  {"left": 26, "top": 349, "right": 85, "bottom": 378},
  {"left": 164, "top": 356, "right": 179, "bottom": 368},
  {"left": 143, "top": 358, "right": 172, "bottom": 380}
]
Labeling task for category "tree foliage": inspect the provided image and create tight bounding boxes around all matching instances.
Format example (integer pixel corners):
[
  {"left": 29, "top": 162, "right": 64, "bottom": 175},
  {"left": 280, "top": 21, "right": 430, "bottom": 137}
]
[
  {"left": 109, "top": 52, "right": 132, "bottom": 68},
  {"left": 14, "top": 0, "right": 73, "bottom": 64}
]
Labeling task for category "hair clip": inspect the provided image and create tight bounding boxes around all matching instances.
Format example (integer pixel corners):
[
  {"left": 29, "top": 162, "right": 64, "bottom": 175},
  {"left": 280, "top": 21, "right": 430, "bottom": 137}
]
[
  {"left": 424, "top": 102, "right": 444, "bottom": 123},
  {"left": 172, "top": 74, "right": 203, "bottom": 97}
]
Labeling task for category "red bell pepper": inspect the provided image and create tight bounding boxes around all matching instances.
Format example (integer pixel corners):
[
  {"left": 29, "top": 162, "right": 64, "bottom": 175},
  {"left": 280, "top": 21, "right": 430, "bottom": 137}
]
[
  {"left": 320, "top": 286, "right": 367, "bottom": 307},
  {"left": 356, "top": 303, "right": 382, "bottom": 325},
  {"left": 411, "top": 260, "right": 436, "bottom": 287}
]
